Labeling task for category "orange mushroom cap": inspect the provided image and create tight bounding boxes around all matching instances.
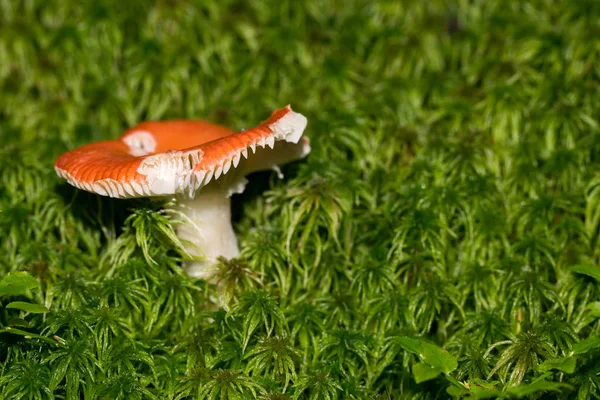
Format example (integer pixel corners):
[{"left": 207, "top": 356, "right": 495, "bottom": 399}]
[{"left": 55, "top": 105, "right": 309, "bottom": 198}]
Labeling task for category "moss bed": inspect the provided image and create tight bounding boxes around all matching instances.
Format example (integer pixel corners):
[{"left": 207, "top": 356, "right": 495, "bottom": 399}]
[{"left": 2, "top": 1, "right": 600, "bottom": 398}]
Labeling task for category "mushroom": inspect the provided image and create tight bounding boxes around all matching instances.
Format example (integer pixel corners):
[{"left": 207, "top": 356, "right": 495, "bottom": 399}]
[{"left": 55, "top": 106, "right": 309, "bottom": 278}]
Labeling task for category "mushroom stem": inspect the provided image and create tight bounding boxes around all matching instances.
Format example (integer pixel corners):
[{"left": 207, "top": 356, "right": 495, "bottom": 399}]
[{"left": 175, "top": 188, "right": 239, "bottom": 279}]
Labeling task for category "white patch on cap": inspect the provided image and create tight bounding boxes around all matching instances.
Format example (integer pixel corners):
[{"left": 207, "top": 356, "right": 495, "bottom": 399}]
[
  {"left": 269, "top": 110, "right": 308, "bottom": 144},
  {"left": 123, "top": 130, "right": 157, "bottom": 156}
]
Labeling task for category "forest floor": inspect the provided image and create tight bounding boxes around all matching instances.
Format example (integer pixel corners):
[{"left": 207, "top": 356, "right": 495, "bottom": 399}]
[{"left": 1, "top": 1, "right": 600, "bottom": 398}]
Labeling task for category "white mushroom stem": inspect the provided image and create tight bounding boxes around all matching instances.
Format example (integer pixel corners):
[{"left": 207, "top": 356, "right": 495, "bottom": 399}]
[
  {"left": 175, "top": 186, "right": 240, "bottom": 279},
  {"left": 171, "top": 109, "right": 310, "bottom": 279},
  {"left": 173, "top": 137, "right": 310, "bottom": 279}
]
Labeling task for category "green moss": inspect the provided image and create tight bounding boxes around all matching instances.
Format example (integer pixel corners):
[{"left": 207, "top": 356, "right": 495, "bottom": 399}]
[{"left": 2, "top": 0, "right": 600, "bottom": 398}]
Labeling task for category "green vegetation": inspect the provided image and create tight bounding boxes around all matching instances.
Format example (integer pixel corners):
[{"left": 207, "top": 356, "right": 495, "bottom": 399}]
[{"left": 2, "top": 0, "right": 600, "bottom": 398}]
